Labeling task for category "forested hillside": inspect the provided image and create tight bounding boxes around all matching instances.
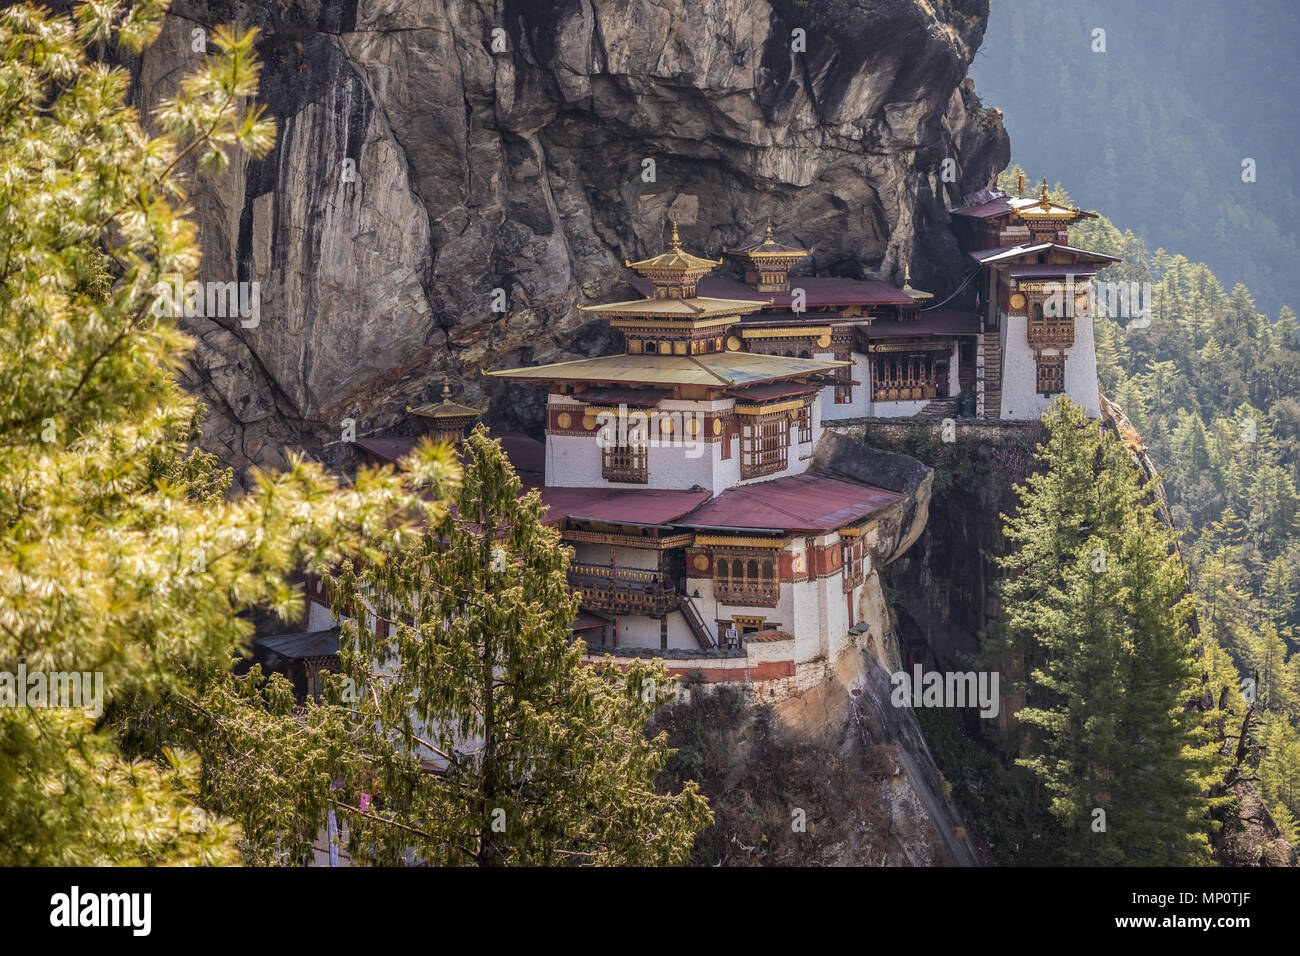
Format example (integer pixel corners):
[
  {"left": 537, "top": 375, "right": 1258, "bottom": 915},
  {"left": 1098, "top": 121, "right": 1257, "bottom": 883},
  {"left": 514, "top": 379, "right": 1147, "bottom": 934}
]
[
  {"left": 973, "top": 0, "right": 1300, "bottom": 315},
  {"left": 993, "top": 165, "right": 1300, "bottom": 845}
]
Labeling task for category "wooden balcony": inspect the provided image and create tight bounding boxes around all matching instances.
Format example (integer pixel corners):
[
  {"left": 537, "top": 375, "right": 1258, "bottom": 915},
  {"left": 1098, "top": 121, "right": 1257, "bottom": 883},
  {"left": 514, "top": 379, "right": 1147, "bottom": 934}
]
[
  {"left": 714, "top": 579, "right": 780, "bottom": 608},
  {"left": 568, "top": 563, "right": 676, "bottom": 617},
  {"left": 1027, "top": 320, "right": 1074, "bottom": 348}
]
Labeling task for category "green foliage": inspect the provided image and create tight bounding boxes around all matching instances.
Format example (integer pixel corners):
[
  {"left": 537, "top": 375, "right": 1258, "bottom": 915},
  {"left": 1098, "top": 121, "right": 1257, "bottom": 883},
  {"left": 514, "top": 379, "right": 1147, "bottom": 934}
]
[
  {"left": 197, "top": 429, "right": 712, "bottom": 865},
  {"left": 996, "top": 159, "right": 1300, "bottom": 844},
  {"left": 0, "top": 1, "right": 457, "bottom": 864},
  {"left": 993, "top": 398, "right": 1217, "bottom": 864},
  {"left": 975, "top": 0, "right": 1300, "bottom": 317}
]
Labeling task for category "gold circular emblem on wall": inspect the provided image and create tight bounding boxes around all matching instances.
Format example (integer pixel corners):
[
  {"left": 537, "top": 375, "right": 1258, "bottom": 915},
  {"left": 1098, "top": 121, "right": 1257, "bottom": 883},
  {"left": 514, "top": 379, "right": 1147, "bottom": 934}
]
[
  {"left": 817, "top": 332, "right": 832, "bottom": 348},
  {"left": 1010, "top": 293, "right": 1027, "bottom": 310},
  {"left": 693, "top": 554, "right": 709, "bottom": 571},
  {"left": 582, "top": 413, "right": 596, "bottom": 430},
  {"left": 687, "top": 418, "right": 701, "bottom": 436},
  {"left": 556, "top": 412, "right": 572, "bottom": 429},
  {"left": 726, "top": 335, "right": 742, "bottom": 351},
  {"left": 660, "top": 417, "right": 674, "bottom": 434},
  {"left": 712, "top": 419, "right": 723, "bottom": 436},
  {"left": 1074, "top": 294, "right": 1089, "bottom": 313}
]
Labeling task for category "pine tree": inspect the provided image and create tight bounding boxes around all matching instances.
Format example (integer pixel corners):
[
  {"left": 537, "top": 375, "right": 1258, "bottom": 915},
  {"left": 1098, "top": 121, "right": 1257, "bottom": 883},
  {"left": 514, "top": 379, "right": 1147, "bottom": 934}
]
[
  {"left": 198, "top": 429, "right": 713, "bottom": 865},
  {"left": 998, "top": 398, "right": 1213, "bottom": 864},
  {"left": 0, "top": 2, "right": 457, "bottom": 864}
]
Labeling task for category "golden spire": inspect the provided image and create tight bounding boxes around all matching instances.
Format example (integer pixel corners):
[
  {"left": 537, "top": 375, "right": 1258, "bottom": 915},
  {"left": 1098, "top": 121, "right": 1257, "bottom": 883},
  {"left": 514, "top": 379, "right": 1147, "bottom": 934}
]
[
  {"left": 1017, "top": 172, "right": 1025, "bottom": 198},
  {"left": 1039, "top": 177, "right": 1050, "bottom": 204},
  {"left": 901, "top": 263, "right": 932, "bottom": 303},
  {"left": 624, "top": 217, "right": 721, "bottom": 297},
  {"left": 764, "top": 220, "right": 774, "bottom": 243}
]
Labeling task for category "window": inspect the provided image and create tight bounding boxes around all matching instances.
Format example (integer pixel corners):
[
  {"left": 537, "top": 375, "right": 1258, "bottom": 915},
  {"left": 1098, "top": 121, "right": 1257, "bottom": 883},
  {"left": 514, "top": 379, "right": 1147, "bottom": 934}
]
[
  {"left": 796, "top": 403, "right": 812, "bottom": 444},
  {"left": 740, "top": 414, "right": 789, "bottom": 478},
  {"left": 833, "top": 348, "right": 853, "bottom": 404},
  {"left": 1035, "top": 354, "right": 1066, "bottom": 395},
  {"left": 871, "top": 351, "right": 942, "bottom": 401},
  {"left": 841, "top": 538, "right": 864, "bottom": 592},
  {"left": 713, "top": 554, "right": 780, "bottom": 607},
  {"left": 1028, "top": 300, "right": 1074, "bottom": 347},
  {"left": 602, "top": 436, "right": 647, "bottom": 483}
]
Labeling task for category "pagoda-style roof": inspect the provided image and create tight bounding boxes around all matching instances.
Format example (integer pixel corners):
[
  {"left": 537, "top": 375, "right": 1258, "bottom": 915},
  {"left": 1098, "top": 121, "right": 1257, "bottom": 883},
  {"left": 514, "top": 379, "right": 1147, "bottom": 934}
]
[
  {"left": 579, "top": 295, "right": 767, "bottom": 322},
  {"left": 624, "top": 221, "right": 722, "bottom": 297},
  {"left": 407, "top": 382, "right": 484, "bottom": 421},
  {"left": 970, "top": 242, "right": 1119, "bottom": 266},
  {"left": 724, "top": 224, "right": 811, "bottom": 262},
  {"left": 485, "top": 351, "right": 848, "bottom": 389},
  {"left": 1011, "top": 179, "right": 1090, "bottom": 223},
  {"left": 951, "top": 179, "right": 1096, "bottom": 224}
]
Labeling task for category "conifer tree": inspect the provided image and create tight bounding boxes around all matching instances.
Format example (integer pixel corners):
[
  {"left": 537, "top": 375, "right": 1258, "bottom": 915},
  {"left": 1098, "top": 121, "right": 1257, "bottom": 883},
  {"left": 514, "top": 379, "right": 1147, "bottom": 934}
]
[
  {"left": 317, "top": 428, "right": 712, "bottom": 865},
  {"left": 997, "top": 398, "right": 1213, "bottom": 864},
  {"left": 0, "top": 2, "right": 457, "bottom": 864}
]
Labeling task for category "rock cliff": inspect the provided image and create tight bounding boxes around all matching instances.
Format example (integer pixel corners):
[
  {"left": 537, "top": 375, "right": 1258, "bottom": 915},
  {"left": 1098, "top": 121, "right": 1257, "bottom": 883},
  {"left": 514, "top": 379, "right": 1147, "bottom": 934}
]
[{"left": 131, "top": 0, "right": 1008, "bottom": 481}]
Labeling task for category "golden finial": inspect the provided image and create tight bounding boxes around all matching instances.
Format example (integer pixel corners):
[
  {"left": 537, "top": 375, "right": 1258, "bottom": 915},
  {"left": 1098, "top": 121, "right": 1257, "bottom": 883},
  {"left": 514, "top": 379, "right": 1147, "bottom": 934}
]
[
  {"left": 1039, "top": 177, "right": 1050, "bottom": 203},
  {"left": 668, "top": 218, "right": 681, "bottom": 250},
  {"left": 441, "top": 380, "right": 452, "bottom": 400},
  {"left": 905, "top": 263, "right": 911, "bottom": 281},
  {"left": 1017, "top": 172, "right": 1025, "bottom": 198},
  {"left": 764, "top": 220, "right": 774, "bottom": 243}
]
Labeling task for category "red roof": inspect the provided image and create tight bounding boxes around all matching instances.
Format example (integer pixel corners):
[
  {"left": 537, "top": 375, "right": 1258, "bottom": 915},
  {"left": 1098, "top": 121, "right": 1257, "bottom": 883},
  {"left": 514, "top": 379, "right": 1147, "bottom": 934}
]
[
  {"left": 950, "top": 197, "right": 1014, "bottom": 219},
  {"left": 355, "top": 436, "right": 417, "bottom": 466},
  {"left": 494, "top": 432, "right": 545, "bottom": 476},
  {"left": 724, "top": 381, "right": 821, "bottom": 402},
  {"left": 537, "top": 485, "right": 711, "bottom": 526},
  {"left": 255, "top": 629, "right": 341, "bottom": 660},
  {"left": 356, "top": 432, "right": 545, "bottom": 477},
  {"left": 868, "top": 310, "right": 981, "bottom": 337},
  {"left": 630, "top": 275, "right": 915, "bottom": 307},
  {"left": 677, "top": 473, "right": 903, "bottom": 533}
]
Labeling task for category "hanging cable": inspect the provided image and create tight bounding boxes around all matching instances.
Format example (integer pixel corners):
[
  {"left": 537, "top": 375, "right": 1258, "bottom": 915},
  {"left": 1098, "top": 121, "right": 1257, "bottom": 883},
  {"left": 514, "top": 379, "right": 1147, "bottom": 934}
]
[{"left": 920, "top": 268, "right": 980, "bottom": 311}]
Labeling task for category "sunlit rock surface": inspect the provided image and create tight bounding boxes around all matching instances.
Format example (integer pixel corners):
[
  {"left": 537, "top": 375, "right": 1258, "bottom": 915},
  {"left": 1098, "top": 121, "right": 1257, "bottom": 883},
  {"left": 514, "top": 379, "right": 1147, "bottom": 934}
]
[{"left": 133, "top": 0, "right": 1008, "bottom": 481}]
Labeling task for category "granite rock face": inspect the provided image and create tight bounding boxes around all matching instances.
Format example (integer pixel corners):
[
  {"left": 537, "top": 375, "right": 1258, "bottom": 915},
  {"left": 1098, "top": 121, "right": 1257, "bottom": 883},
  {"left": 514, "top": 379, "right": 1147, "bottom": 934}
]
[{"left": 135, "top": 0, "right": 1009, "bottom": 481}]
